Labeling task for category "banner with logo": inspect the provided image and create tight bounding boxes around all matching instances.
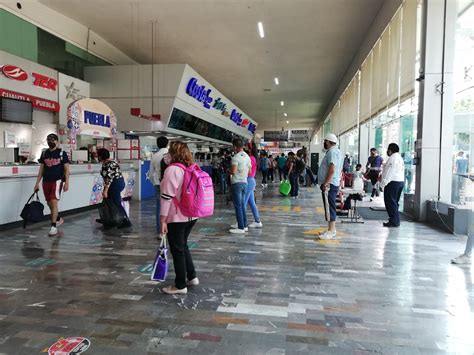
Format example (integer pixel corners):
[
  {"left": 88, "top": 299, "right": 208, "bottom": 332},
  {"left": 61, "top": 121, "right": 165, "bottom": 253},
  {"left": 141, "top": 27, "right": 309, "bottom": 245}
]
[
  {"left": 59, "top": 73, "right": 90, "bottom": 125},
  {"left": 0, "top": 50, "right": 59, "bottom": 112},
  {"left": 264, "top": 130, "right": 289, "bottom": 142},
  {"left": 67, "top": 99, "right": 118, "bottom": 139},
  {"left": 290, "top": 129, "right": 310, "bottom": 141}
]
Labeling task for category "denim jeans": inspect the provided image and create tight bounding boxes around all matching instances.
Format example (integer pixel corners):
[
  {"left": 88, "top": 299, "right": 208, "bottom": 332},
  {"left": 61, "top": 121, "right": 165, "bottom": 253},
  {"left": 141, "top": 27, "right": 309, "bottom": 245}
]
[
  {"left": 107, "top": 177, "right": 127, "bottom": 218},
  {"left": 383, "top": 181, "right": 404, "bottom": 226},
  {"left": 219, "top": 171, "right": 227, "bottom": 194},
  {"left": 231, "top": 182, "right": 247, "bottom": 229},
  {"left": 155, "top": 185, "right": 160, "bottom": 233},
  {"left": 261, "top": 170, "right": 268, "bottom": 184},
  {"left": 289, "top": 172, "right": 299, "bottom": 197},
  {"left": 244, "top": 177, "right": 260, "bottom": 223},
  {"left": 327, "top": 184, "right": 339, "bottom": 222}
]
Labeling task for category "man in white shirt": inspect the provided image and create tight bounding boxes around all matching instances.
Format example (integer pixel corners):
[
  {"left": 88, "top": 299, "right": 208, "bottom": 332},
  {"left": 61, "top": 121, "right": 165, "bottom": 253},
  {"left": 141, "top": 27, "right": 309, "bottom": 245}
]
[
  {"left": 381, "top": 143, "right": 405, "bottom": 227},
  {"left": 149, "top": 136, "right": 169, "bottom": 235}
]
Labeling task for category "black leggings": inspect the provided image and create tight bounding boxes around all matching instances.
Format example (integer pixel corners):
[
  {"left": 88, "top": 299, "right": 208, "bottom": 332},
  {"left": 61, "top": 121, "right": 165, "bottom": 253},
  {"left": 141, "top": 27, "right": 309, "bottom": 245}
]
[{"left": 167, "top": 219, "right": 197, "bottom": 289}]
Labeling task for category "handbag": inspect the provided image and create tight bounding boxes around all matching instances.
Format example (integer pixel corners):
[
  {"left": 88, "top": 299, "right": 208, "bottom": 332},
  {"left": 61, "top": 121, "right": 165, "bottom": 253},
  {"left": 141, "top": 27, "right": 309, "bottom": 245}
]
[
  {"left": 151, "top": 235, "right": 168, "bottom": 282},
  {"left": 20, "top": 192, "right": 45, "bottom": 228},
  {"left": 279, "top": 179, "right": 291, "bottom": 196}
]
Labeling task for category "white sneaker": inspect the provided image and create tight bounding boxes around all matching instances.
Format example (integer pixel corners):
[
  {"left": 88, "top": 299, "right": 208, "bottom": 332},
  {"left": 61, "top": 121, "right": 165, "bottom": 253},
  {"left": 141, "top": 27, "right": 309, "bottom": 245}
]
[
  {"left": 248, "top": 222, "right": 263, "bottom": 228},
  {"left": 162, "top": 286, "right": 188, "bottom": 295},
  {"left": 48, "top": 226, "right": 58, "bottom": 236},
  {"left": 187, "top": 278, "right": 200, "bottom": 286},
  {"left": 230, "top": 224, "right": 248, "bottom": 231},
  {"left": 319, "top": 231, "right": 336, "bottom": 240},
  {"left": 229, "top": 228, "right": 246, "bottom": 234},
  {"left": 451, "top": 254, "right": 472, "bottom": 264}
]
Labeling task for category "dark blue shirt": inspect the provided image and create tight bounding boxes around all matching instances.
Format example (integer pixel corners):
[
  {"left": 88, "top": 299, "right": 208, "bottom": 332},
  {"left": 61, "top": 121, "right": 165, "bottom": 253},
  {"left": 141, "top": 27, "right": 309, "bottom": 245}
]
[
  {"left": 39, "top": 149, "right": 69, "bottom": 182},
  {"left": 367, "top": 155, "right": 383, "bottom": 169}
]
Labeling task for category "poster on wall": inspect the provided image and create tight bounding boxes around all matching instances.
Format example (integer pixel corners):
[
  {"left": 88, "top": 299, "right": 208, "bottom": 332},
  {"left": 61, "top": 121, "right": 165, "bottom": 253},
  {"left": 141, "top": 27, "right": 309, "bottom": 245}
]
[{"left": 4, "top": 130, "right": 15, "bottom": 147}]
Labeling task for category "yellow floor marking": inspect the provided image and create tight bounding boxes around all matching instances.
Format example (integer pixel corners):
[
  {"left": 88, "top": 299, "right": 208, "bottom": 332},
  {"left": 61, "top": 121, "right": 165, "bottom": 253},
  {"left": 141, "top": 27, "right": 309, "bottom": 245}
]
[
  {"left": 304, "top": 228, "right": 327, "bottom": 235},
  {"left": 292, "top": 206, "right": 302, "bottom": 213},
  {"left": 271, "top": 206, "right": 291, "bottom": 212},
  {"left": 316, "top": 239, "right": 340, "bottom": 245},
  {"left": 315, "top": 207, "right": 324, "bottom": 213}
]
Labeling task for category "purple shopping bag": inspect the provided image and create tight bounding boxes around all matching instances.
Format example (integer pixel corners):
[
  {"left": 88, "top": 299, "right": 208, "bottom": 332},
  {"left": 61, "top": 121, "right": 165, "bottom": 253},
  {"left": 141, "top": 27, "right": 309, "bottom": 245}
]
[{"left": 151, "top": 236, "right": 168, "bottom": 282}]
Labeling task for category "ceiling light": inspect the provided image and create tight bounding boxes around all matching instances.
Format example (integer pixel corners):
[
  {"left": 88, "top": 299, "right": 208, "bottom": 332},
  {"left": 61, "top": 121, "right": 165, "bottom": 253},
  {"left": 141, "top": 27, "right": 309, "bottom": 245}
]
[
  {"left": 130, "top": 131, "right": 134, "bottom": 133},
  {"left": 280, "top": 101, "right": 284, "bottom": 106},
  {"left": 274, "top": 77, "right": 279, "bottom": 85},
  {"left": 284, "top": 113, "right": 287, "bottom": 117},
  {"left": 286, "top": 120, "right": 289, "bottom": 124},
  {"left": 258, "top": 22, "right": 265, "bottom": 38}
]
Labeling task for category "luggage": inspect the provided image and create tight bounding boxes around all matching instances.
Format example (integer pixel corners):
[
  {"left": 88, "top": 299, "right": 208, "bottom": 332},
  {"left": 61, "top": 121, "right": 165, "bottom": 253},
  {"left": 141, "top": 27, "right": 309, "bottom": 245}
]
[
  {"left": 151, "top": 235, "right": 168, "bottom": 282},
  {"left": 20, "top": 192, "right": 45, "bottom": 228},
  {"left": 98, "top": 199, "right": 120, "bottom": 229},
  {"left": 279, "top": 180, "right": 291, "bottom": 196},
  {"left": 344, "top": 173, "right": 353, "bottom": 187}
]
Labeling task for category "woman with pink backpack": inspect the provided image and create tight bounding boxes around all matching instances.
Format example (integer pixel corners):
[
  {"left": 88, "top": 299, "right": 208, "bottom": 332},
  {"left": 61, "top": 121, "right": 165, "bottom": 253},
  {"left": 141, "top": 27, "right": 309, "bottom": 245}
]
[{"left": 160, "top": 141, "right": 214, "bottom": 294}]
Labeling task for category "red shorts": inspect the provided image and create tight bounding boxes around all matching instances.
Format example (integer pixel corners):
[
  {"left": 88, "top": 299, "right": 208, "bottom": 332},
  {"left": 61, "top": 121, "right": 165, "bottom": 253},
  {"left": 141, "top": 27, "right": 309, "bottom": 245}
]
[{"left": 43, "top": 180, "right": 63, "bottom": 201}]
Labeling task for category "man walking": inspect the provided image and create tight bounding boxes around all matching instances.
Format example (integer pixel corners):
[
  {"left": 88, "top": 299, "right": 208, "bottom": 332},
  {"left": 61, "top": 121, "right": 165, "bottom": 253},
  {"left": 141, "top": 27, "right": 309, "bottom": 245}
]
[
  {"left": 229, "top": 138, "right": 251, "bottom": 234},
  {"left": 381, "top": 143, "right": 405, "bottom": 227},
  {"left": 318, "top": 133, "right": 343, "bottom": 240},
  {"left": 277, "top": 153, "right": 287, "bottom": 181},
  {"left": 34, "top": 133, "right": 70, "bottom": 236},
  {"left": 366, "top": 148, "right": 383, "bottom": 200},
  {"left": 149, "top": 136, "right": 169, "bottom": 235}
]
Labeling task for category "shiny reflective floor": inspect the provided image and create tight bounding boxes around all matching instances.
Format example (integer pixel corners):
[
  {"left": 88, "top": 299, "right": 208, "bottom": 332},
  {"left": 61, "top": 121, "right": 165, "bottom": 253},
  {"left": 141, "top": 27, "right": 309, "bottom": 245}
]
[{"left": 0, "top": 184, "right": 473, "bottom": 354}]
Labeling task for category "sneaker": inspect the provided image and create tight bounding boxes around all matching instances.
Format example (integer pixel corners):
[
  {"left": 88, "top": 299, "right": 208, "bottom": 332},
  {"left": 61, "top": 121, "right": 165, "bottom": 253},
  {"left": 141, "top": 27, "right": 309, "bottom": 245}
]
[
  {"left": 187, "top": 278, "right": 200, "bottom": 286},
  {"left": 230, "top": 224, "right": 248, "bottom": 231},
  {"left": 162, "top": 286, "right": 188, "bottom": 295},
  {"left": 48, "top": 226, "right": 58, "bottom": 236},
  {"left": 451, "top": 254, "right": 472, "bottom": 264},
  {"left": 248, "top": 222, "right": 263, "bottom": 228},
  {"left": 319, "top": 231, "right": 336, "bottom": 240},
  {"left": 56, "top": 218, "right": 64, "bottom": 226},
  {"left": 229, "top": 228, "right": 246, "bottom": 234},
  {"left": 261, "top": 183, "right": 265, "bottom": 188}
]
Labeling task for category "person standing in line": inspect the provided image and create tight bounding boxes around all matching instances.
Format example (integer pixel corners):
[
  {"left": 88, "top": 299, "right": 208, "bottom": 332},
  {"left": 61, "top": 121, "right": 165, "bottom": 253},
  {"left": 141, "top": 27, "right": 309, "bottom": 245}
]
[
  {"left": 286, "top": 152, "right": 299, "bottom": 198},
  {"left": 211, "top": 153, "right": 219, "bottom": 184},
  {"left": 380, "top": 143, "right": 405, "bottom": 228},
  {"left": 260, "top": 152, "right": 269, "bottom": 188},
  {"left": 277, "top": 153, "right": 287, "bottom": 181},
  {"left": 268, "top": 155, "right": 276, "bottom": 183},
  {"left": 34, "top": 133, "right": 70, "bottom": 237},
  {"left": 98, "top": 148, "right": 132, "bottom": 228},
  {"left": 366, "top": 148, "right": 384, "bottom": 201},
  {"left": 318, "top": 134, "right": 343, "bottom": 240},
  {"left": 148, "top": 136, "right": 169, "bottom": 235},
  {"left": 243, "top": 142, "right": 263, "bottom": 228},
  {"left": 160, "top": 142, "right": 199, "bottom": 295},
  {"left": 229, "top": 139, "right": 251, "bottom": 234},
  {"left": 343, "top": 153, "right": 352, "bottom": 173}
]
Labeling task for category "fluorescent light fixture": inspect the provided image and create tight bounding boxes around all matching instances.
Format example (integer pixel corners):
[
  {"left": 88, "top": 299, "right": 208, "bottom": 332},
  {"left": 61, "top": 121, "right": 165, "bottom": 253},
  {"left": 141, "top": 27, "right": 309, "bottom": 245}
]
[
  {"left": 280, "top": 101, "right": 284, "bottom": 106},
  {"left": 130, "top": 131, "right": 134, "bottom": 133},
  {"left": 258, "top": 22, "right": 265, "bottom": 38},
  {"left": 274, "top": 77, "right": 279, "bottom": 85},
  {"left": 286, "top": 120, "right": 289, "bottom": 124},
  {"left": 284, "top": 113, "right": 288, "bottom": 117}
]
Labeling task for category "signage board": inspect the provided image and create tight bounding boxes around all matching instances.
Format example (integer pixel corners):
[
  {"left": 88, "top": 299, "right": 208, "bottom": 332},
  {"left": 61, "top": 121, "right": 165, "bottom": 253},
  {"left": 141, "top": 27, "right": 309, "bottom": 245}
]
[
  {"left": 67, "top": 99, "right": 117, "bottom": 139},
  {"left": 290, "top": 129, "right": 310, "bottom": 142},
  {"left": 264, "top": 130, "right": 289, "bottom": 142},
  {"left": 176, "top": 65, "right": 257, "bottom": 137},
  {"left": 58, "top": 73, "right": 90, "bottom": 125}
]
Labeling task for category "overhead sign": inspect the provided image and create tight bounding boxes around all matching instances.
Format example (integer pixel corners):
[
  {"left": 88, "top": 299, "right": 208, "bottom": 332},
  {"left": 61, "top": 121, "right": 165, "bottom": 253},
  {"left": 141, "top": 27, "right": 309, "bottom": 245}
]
[
  {"left": 0, "top": 50, "right": 59, "bottom": 107},
  {"left": 264, "top": 130, "right": 289, "bottom": 142},
  {"left": 67, "top": 98, "right": 118, "bottom": 139},
  {"left": 0, "top": 88, "right": 59, "bottom": 112},
  {"left": 59, "top": 73, "right": 89, "bottom": 125},
  {"left": 290, "top": 129, "right": 310, "bottom": 141}
]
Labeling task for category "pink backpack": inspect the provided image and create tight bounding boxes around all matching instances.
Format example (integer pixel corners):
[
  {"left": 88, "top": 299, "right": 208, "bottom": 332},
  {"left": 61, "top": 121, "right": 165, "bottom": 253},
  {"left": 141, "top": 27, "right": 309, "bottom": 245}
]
[{"left": 171, "top": 163, "right": 214, "bottom": 218}]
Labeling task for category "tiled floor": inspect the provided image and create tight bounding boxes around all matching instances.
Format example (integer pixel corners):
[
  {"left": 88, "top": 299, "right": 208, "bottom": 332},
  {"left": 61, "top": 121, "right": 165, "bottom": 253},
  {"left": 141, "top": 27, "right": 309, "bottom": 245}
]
[{"left": 0, "top": 183, "right": 473, "bottom": 354}]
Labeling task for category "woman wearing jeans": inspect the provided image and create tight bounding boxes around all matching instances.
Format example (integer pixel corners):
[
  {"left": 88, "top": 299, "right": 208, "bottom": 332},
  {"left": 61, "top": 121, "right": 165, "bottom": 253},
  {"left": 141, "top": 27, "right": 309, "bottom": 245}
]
[
  {"left": 287, "top": 152, "right": 299, "bottom": 198},
  {"left": 160, "top": 142, "right": 199, "bottom": 295},
  {"left": 98, "top": 148, "right": 131, "bottom": 229}
]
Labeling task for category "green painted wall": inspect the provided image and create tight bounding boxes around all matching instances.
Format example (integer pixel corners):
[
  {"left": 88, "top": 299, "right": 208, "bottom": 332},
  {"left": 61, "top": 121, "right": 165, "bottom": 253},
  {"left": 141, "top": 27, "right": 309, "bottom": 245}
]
[{"left": 0, "top": 9, "right": 38, "bottom": 62}]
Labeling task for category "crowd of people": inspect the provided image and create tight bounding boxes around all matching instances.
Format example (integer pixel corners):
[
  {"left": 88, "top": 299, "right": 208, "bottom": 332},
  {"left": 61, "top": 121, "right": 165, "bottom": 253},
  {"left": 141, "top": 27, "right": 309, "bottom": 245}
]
[{"left": 30, "top": 132, "right": 472, "bottom": 295}]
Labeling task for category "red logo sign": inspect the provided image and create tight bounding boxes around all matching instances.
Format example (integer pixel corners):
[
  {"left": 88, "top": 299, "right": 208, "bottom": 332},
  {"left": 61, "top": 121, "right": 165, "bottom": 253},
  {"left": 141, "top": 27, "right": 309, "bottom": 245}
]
[
  {"left": 1, "top": 65, "right": 28, "bottom": 81},
  {"left": 32, "top": 72, "right": 58, "bottom": 91},
  {"left": 48, "top": 337, "right": 91, "bottom": 354}
]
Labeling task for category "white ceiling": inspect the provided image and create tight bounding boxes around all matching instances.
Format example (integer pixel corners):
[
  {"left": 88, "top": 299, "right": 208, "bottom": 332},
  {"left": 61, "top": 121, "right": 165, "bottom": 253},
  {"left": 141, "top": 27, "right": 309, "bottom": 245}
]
[{"left": 39, "top": 0, "right": 385, "bottom": 133}]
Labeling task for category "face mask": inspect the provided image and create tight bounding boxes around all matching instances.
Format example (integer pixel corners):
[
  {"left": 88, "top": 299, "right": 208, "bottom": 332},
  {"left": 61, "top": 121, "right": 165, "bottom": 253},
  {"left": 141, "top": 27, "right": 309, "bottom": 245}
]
[
  {"left": 323, "top": 142, "right": 330, "bottom": 151},
  {"left": 47, "top": 142, "right": 56, "bottom": 149}
]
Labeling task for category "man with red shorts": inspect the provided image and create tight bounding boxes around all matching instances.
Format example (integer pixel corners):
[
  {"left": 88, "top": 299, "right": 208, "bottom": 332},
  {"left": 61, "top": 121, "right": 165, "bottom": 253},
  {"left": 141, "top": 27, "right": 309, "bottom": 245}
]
[{"left": 34, "top": 133, "right": 70, "bottom": 236}]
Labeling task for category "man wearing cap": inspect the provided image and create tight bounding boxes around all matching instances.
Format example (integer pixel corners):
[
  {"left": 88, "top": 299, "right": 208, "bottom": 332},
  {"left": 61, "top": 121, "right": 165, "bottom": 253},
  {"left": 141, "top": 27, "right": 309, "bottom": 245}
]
[
  {"left": 318, "top": 133, "right": 343, "bottom": 240},
  {"left": 34, "top": 133, "right": 70, "bottom": 236}
]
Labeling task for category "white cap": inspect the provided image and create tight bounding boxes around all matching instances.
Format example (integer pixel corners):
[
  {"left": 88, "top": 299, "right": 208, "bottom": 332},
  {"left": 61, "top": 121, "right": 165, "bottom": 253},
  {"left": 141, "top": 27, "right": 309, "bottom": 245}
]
[{"left": 324, "top": 133, "right": 338, "bottom": 144}]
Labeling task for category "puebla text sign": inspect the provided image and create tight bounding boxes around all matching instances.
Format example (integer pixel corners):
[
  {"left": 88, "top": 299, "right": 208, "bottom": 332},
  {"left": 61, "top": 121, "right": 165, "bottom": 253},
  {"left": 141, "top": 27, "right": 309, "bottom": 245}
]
[
  {"left": 67, "top": 98, "right": 117, "bottom": 139},
  {"left": 185, "top": 77, "right": 256, "bottom": 134}
]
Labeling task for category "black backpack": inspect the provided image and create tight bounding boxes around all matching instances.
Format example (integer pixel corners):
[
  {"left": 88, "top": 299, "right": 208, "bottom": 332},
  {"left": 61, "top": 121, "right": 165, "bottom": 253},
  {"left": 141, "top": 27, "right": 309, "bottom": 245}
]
[
  {"left": 20, "top": 192, "right": 45, "bottom": 228},
  {"left": 295, "top": 159, "right": 306, "bottom": 174}
]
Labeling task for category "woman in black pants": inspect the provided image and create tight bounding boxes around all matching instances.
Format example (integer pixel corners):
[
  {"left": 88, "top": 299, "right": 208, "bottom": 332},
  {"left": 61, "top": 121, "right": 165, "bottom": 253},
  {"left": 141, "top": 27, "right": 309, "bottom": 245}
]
[{"left": 160, "top": 142, "right": 199, "bottom": 295}]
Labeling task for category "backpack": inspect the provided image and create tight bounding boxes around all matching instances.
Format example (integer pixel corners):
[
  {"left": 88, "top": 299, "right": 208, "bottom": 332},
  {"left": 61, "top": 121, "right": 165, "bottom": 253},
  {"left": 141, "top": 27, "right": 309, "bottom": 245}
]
[
  {"left": 20, "top": 192, "right": 45, "bottom": 228},
  {"left": 295, "top": 159, "right": 306, "bottom": 174},
  {"left": 171, "top": 163, "right": 214, "bottom": 218}
]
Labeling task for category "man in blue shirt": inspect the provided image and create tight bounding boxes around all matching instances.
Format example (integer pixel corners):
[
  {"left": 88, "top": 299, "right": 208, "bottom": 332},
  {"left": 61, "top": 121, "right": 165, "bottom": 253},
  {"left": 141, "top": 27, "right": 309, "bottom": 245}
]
[{"left": 318, "top": 133, "right": 343, "bottom": 240}]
